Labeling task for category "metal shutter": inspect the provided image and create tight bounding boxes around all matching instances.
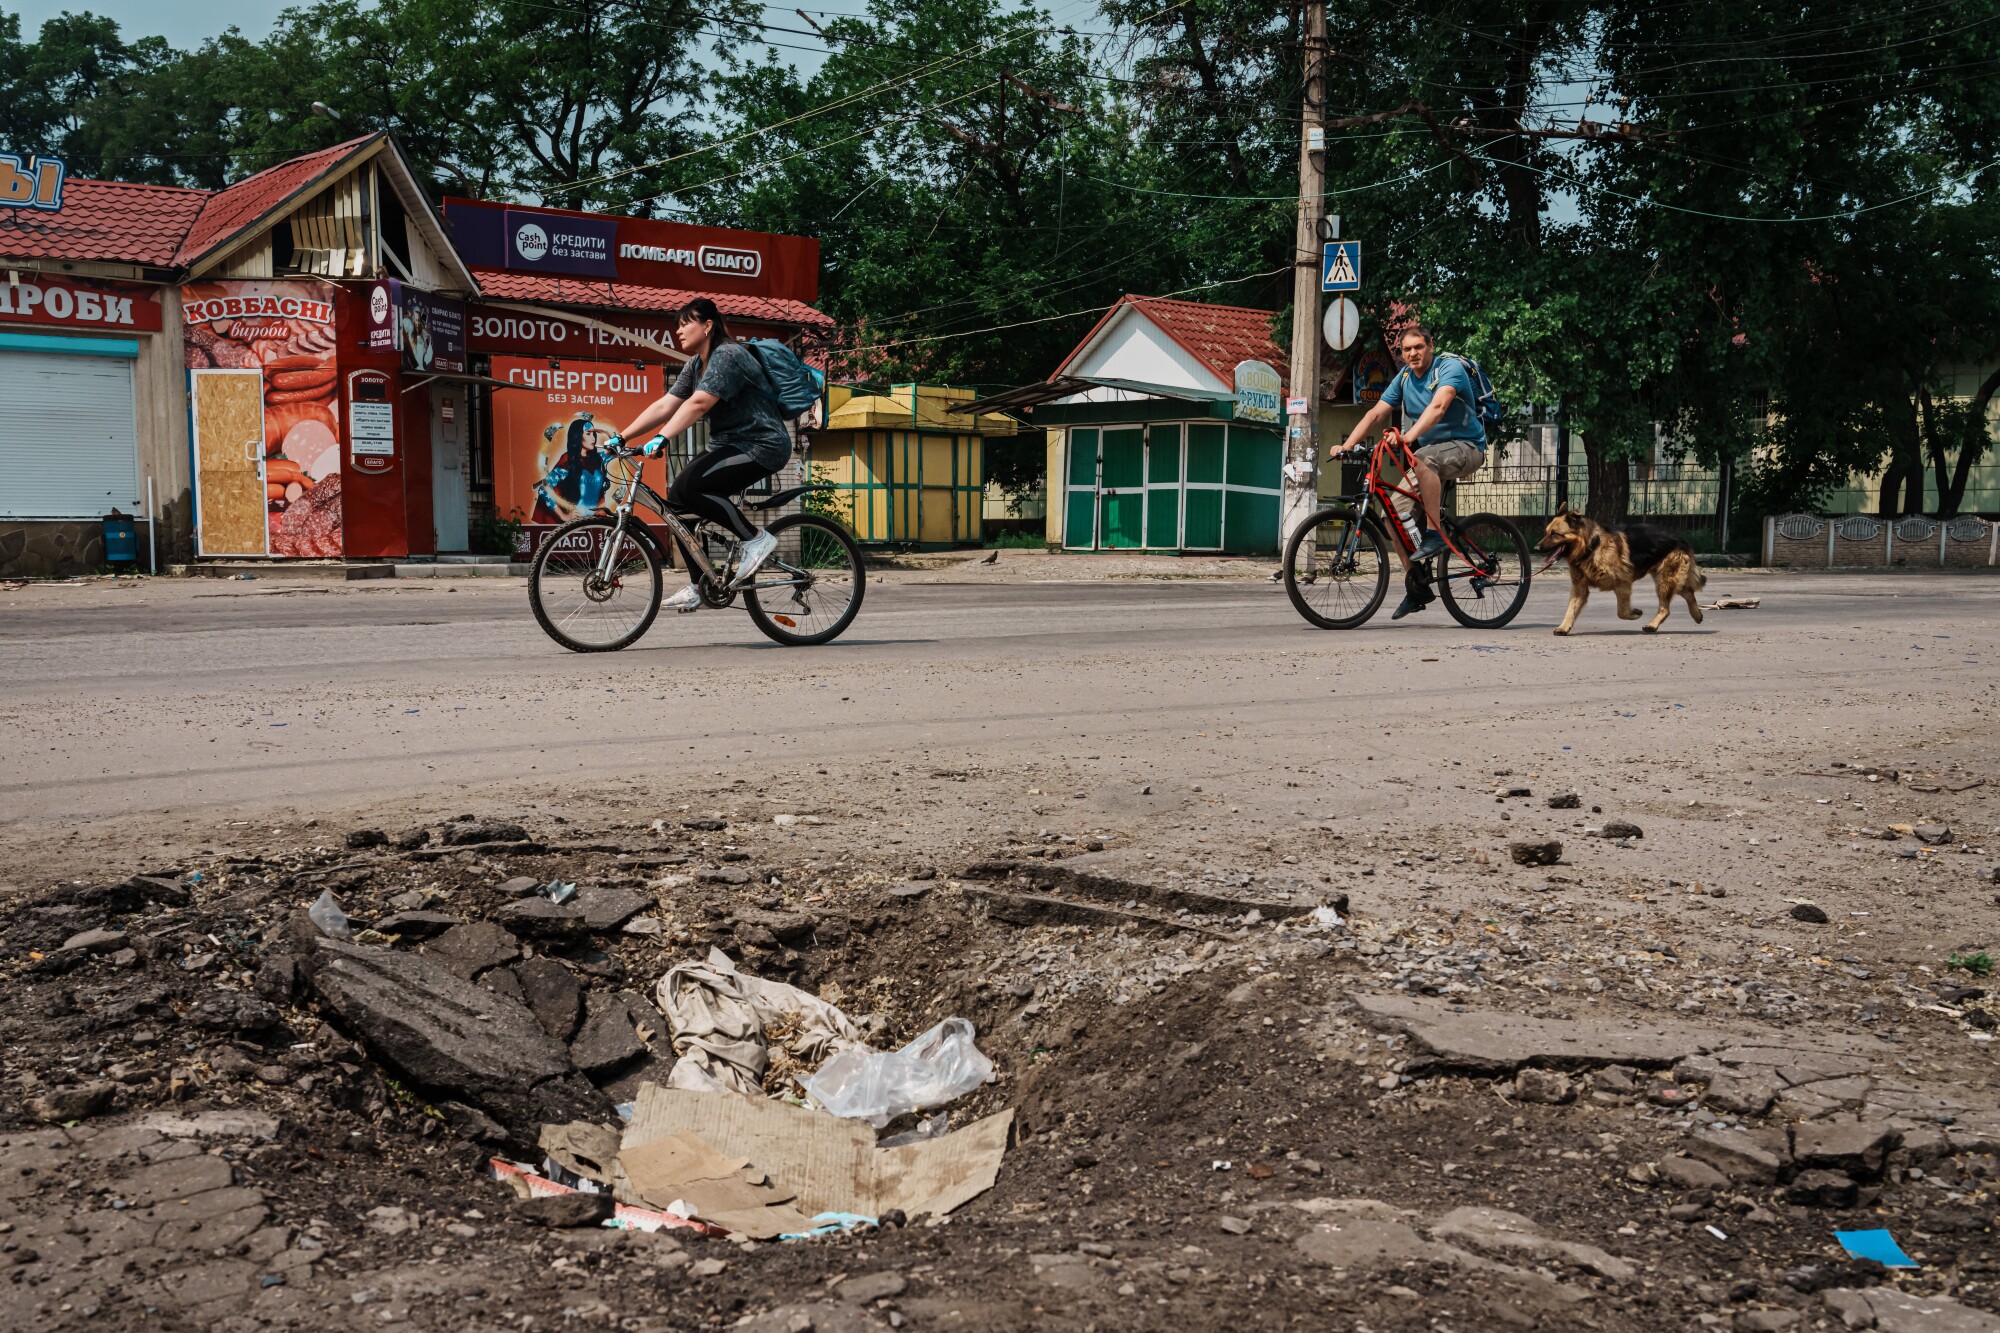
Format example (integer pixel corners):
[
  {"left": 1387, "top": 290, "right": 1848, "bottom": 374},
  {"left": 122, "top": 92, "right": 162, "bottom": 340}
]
[{"left": 0, "top": 350, "right": 140, "bottom": 519}]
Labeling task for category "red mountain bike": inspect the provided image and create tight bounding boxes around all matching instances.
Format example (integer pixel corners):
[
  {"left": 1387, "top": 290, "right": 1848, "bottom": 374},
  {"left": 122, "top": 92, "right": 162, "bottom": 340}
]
[{"left": 1282, "top": 427, "right": 1532, "bottom": 630}]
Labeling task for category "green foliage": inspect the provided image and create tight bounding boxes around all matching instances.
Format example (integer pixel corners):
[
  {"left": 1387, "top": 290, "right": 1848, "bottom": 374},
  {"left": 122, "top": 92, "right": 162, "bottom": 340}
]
[
  {"left": 982, "top": 430, "right": 1047, "bottom": 516},
  {"left": 1948, "top": 951, "right": 1994, "bottom": 978},
  {"left": 468, "top": 510, "right": 523, "bottom": 557},
  {"left": 984, "top": 528, "right": 1043, "bottom": 549}
]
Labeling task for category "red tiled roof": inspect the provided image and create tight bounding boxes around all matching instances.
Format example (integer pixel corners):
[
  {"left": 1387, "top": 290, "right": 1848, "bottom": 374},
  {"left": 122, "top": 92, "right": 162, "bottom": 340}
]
[
  {"left": 0, "top": 179, "right": 208, "bottom": 266},
  {"left": 474, "top": 269, "right": 833, "bottom": 329},
  {"left": 1124, "top": 295, "right": 1288, "bottom": 390},
  {"left": 174, "top": 135, "right": 378, "bottom": 267}
]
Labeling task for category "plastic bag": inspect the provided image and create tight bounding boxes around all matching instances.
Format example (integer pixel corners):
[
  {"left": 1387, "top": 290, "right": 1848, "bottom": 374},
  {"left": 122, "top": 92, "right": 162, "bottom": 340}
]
[
  {"left": 309, "top": 888, "right": 352, "bottom": 939},
  {"left": 801, "top": 1018, "right": 993, "bottom": 1128}
]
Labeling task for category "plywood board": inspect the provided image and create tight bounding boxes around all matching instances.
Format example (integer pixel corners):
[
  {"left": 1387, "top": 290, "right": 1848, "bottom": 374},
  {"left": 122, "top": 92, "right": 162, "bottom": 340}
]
[{"left": 192, "top": 370, "right": 266, "bottom": 556}]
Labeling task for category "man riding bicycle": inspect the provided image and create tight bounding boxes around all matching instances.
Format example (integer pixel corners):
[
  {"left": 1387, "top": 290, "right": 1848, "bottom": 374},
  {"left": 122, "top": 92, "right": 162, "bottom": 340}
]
[
  {"left": 603, "top": 297, "right": 791, "bottom": 614},
  {"left": 1332, "top": 324, "right": 1487, "bottom": 619}
]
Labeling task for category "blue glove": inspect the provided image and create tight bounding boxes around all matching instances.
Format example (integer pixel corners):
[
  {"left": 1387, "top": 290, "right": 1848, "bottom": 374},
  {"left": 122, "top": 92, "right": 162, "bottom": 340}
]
[
  {"left": 603, "top": 433, "right": 625, "bottom": 452},
  {"left": 642, "top": 435, "right": 667, "bottom": 457}
]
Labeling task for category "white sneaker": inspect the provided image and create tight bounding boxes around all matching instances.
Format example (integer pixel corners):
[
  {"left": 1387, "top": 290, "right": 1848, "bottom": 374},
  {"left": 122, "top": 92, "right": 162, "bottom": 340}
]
[
  {"left": 731, "top": 529, "right": 778, "bottom": 586},
  {"left": 664, "top": 583, "right": 701, "bottom": 614}
]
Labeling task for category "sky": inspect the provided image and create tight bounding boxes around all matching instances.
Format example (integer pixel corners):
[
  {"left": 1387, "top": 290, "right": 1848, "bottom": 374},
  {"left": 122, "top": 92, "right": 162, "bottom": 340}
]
[{"left": 6, "top": 0, "right": 890, "bottom": 53}]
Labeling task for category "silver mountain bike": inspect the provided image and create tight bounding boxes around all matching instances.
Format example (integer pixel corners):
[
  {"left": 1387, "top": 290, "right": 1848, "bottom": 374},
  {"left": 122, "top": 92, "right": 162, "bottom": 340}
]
[{"left": 527, "top": 439, "right": 865, "bottom": 653}]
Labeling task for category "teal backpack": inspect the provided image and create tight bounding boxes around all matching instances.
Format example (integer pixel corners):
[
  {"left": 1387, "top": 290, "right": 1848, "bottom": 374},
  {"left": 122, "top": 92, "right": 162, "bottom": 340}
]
[{"left": 743, "top": 339, "right": 826, "bottom": 419}]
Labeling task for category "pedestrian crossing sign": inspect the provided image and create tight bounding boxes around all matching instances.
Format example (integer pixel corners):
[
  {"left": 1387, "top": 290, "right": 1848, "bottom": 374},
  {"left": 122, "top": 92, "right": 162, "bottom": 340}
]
[{"left": 1321, "top": 241, "right": 1360, "bottom": 292}]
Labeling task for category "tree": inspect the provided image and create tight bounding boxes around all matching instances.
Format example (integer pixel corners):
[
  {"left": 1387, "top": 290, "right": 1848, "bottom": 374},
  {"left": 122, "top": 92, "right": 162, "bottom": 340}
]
[{"left": 696, "top": 0, "right": 1156, "bottom": 385}]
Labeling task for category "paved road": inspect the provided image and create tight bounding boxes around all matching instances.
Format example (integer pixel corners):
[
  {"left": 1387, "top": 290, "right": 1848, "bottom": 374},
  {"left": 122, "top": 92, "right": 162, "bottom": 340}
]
[{"left": 1, "top": 569, "right": 1993, "bottom": 826}]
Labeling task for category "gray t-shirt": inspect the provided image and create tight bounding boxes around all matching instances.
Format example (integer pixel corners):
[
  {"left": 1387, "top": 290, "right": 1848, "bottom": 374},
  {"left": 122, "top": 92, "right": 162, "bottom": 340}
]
[{"left": 669, "top": 342, "right": 794, "bottom": 471}]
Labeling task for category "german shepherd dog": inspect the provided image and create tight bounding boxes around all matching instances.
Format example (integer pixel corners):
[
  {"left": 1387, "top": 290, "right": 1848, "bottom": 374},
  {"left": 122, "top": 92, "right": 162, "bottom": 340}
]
[{"left": 1535, "top": 503, "right": 1707, "bottom": 635}]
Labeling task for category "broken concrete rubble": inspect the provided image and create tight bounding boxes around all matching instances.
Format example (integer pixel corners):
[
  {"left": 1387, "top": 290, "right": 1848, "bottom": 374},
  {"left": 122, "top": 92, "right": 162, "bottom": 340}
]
[{"left": 300, "top": 937, "right": 608, "bottom": 1137}]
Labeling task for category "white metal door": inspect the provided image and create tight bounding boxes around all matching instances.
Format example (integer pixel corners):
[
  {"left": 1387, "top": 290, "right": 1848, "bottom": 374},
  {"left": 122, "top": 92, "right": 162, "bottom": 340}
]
[{"left": 431, "top": 385, "right": 469, "bottom": 552}]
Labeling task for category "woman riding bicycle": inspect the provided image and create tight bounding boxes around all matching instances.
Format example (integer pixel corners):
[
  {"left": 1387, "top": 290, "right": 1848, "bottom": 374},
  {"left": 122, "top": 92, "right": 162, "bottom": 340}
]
[
  {"left": 1333, "top": 323, "right": 1487, "bottom": 619},
  {"left": 607, "top": 297, "right": 792, "bottom": 613}
]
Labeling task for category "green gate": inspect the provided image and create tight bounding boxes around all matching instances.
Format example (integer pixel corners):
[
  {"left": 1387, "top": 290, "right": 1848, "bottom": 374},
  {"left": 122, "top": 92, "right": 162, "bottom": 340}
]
[
  {"left": 1183, "top": 423, "right": 1225, "bottom": 549},
  {"left": 1146, "top": 424, "right": 1182, "bottom": 548},
  {"left": 1063, "top": 427, "right": 1099, "bottom": 548},
  {"left": 1063, "top": 419, "right": 1282, "bottom": 553},
  {"left": 1098, "top": 427, "right": 1145, "bottom": 548}
]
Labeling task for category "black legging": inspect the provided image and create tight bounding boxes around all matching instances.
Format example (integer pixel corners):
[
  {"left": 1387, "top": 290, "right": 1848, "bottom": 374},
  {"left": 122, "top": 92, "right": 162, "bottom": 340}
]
[{"left": 667, "top": 445, "right": 771, "bottom": 541}]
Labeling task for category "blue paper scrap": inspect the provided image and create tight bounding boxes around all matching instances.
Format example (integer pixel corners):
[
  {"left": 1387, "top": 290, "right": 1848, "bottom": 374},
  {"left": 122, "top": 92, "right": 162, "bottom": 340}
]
[{"left": 1835, "top": 1229, "right": 1918, "bottom": 1269}]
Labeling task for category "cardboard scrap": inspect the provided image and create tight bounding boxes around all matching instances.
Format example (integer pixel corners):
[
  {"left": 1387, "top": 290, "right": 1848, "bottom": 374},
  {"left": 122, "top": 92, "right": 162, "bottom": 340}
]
[
  {"left": 1706, "top": 597, "right": 1759, "bottom": 609},
  {"left": 539, "top": 1120, "right": 622, "bottom": 1185},
  {"left": 615, "top": 1130, "right": 823, "bottom": 1240},
  {"left": 622, "top": 1084, "right": 1012, "bottom": 1223}
]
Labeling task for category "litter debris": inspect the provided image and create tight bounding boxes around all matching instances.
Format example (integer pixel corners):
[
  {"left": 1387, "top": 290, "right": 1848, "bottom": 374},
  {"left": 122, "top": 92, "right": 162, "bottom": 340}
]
[
  {"left": 1310, "top": 904, "right": 1345, "bottom": 929},
  {"left": 1705, "top": 1224, "right": 1729, "bottom": 1240},
  {"left": 308, "top": 889, "right": 352, "bottom": 939},
  {"left": 610, "top": 1084, "right": 1011, "bottom": 1238},
  {"left": 539, "top": 1121, "right": 621, "bottom": 1185},
  {"left": 1835, "top": 1228, "right": 1918, "bottom": 1269},
  {"left": 781, "top": 1212, "right": 877, "bottom": 1240},
  {"left": 877, "top": 1113, "right": 949, "bottom": 1149},
  {"left": 655, "top": 947, "right": 869, "bottom": 1095},
  {"left": 1706, "top": 597, "right": 1759, "bottom": 609},
  {"left": 538, "top": 879, "right": 578, "bottom": 905},
  {"left": 488, "top": 1159, "right": 712, "bottom": 1234},
  {"left": 802, "top": 1018, "right": 994, "bottom": 1128}
]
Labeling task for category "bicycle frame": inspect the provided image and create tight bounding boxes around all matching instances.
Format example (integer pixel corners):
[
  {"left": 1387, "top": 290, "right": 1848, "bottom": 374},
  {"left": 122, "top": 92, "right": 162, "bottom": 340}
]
[
  {"left": 586, "top": 446, "right": 815, "bottom": 597},
  {"left": 1316, "top": 428, "right": 1507, "bottom": 592}
]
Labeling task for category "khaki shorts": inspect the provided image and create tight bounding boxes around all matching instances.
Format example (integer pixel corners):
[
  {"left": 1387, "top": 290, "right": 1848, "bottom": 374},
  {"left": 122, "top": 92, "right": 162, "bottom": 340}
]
[{"left": 1414, "top": 439, "right": 1485, "bottom": 481}]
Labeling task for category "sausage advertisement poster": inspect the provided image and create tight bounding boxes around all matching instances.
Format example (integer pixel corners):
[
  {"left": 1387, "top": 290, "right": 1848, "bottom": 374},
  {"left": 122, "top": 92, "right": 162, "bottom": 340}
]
[
  {"left": 183, "top": 279, "right": 344, "bottom": 557},
  {"left": 489, "top": 356, "right": 665, "bottom": 525}
]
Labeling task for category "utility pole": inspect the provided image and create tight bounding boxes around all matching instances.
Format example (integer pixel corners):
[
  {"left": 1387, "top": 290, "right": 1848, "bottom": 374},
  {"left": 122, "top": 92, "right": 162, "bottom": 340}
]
[{"left": 1280, "top": 0, "right": 1329, "bottom": 554}]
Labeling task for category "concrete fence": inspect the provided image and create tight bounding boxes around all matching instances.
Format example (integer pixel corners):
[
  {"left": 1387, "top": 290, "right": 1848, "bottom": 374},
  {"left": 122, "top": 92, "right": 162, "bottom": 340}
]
[{"left": 1764, "top": 513, "right": 2000, "bottom": 568}]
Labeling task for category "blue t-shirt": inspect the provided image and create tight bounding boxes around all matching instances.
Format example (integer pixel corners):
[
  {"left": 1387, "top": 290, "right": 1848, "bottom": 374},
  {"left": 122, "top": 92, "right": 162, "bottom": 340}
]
[{"left": 1380, "top": 355, "right": 1485, "bottom": 446}]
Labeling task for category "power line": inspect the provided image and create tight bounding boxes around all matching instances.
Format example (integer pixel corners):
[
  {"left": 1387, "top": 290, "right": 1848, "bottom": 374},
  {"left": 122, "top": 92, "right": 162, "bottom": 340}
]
[
  {"left": 1506, "top": 154, "right": 2000, "bottom": 223},
  {"left": 839, "top": 264, "right": 1292, "bottom": 353}
]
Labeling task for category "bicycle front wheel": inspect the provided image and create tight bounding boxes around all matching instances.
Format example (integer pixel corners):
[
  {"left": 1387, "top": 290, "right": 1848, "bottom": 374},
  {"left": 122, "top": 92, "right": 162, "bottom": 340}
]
[
  {"left": 1283, "top": 508, "right": 1392, "bottom": 629},
  {"left": 1440, "top": 513, "right": 1531, "bottom": 629},
  {"left": 743, "top": 513, "right": 866, "bottom": 646},
  {"left": 528, "top": 515, "right": 663, "bottom": 652}
]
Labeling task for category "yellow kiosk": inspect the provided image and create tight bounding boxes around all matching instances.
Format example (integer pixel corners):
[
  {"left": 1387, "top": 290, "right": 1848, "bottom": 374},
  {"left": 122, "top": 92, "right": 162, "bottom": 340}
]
[{"left": 805, "top": 385, "right": 1017, "bottom": 547}]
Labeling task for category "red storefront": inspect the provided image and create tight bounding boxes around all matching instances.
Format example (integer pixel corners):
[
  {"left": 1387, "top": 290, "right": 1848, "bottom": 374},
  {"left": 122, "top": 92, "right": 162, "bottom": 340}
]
[
  {"left": 438, "top": 198, "right": 831, "bottom": 553},
  {"left": 176, "top": 134, "right": 483, "bottom": 562}
]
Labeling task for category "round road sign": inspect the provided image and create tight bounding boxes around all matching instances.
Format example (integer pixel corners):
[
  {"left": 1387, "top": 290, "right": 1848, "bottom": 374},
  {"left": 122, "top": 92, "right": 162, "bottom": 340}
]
[{"left": 1323, "top": 296, "right": 1360, "bottom": 351}]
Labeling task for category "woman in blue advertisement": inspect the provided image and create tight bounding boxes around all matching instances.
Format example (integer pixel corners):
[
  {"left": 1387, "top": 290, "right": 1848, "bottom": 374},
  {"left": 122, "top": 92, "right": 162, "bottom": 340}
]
[{"left": 531, "top": 414, "right": 612, "bottom": 523}]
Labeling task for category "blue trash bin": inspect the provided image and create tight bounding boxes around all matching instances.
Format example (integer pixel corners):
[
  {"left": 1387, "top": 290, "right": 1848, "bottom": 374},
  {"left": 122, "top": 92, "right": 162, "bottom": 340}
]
[{"left": 102, "top": 512, "right": 138, "bottom": 566}]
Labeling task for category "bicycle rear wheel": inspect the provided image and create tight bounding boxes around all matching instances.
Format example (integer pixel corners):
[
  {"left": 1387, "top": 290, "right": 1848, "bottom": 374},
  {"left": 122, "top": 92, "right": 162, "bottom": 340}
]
[
  {"left": 1439, "top": 512, "right": 1531, "bottom": 629},
  {"left": 528, "top": 515, "right": 663, "bottom": 652},
  {"left": 743, "top": 513, "right": 866, "bottom": 646},
  {"left": 1283, "top": 507, "right": 1391, "bottom": 629}
]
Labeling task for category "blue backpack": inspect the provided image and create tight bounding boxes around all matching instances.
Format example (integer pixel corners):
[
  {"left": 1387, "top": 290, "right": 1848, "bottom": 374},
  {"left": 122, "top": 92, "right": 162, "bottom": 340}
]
[
  {"left": 744, "top": 338, "right": 826, "bottom": 419},
  {"left": 1438, "top": 351, "right": 1506, "bottom": 432}
]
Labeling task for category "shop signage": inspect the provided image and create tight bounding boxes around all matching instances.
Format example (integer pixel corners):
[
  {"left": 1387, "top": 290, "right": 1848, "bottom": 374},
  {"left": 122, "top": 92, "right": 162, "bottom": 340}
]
[
  {"left": 0, "top": 274, "right": 161, "bottom": 331},
  {"left": 467, "top": 307, "right": 680, "bottom": 362},
  {"left": 442, "top": 198, "right": 819, "bottom": 303},
  {"left": 0, "top": 152, "right": 65, "bottom": 211},
  {"left": 503, "top": 208, "right": 618, "bottom": 278},
  {"left": 1233, "top": 360, "right": 1283, "bottom": 424},
  {"left": 365, "top": 279, "right": 467, "bottom": 373},
  {"left": 348, "top": 369, "right": 396, "bottom": 472},
  {"left": 183, "top": 291, "right": 335, "bottom": 339},
  {"left": 488, "top": 355, "right": 665, "bottom": 526}
]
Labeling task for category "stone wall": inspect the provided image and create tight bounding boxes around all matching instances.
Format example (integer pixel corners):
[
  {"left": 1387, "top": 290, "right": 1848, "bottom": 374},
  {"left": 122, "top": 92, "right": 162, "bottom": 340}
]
[{"left": 0, "top": 521, "right": 106, "bottom": 577}]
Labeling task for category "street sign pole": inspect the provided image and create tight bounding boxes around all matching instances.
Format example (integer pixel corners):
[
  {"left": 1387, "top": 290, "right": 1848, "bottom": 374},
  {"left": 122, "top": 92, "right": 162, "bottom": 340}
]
[{"left": 1281, "top": 0, "right": 1329, "bottom": 560}]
